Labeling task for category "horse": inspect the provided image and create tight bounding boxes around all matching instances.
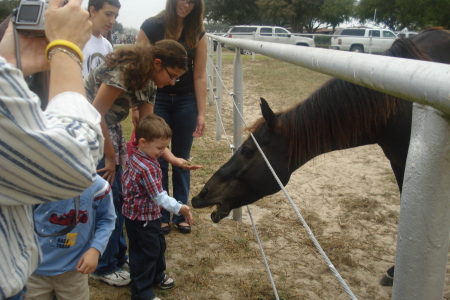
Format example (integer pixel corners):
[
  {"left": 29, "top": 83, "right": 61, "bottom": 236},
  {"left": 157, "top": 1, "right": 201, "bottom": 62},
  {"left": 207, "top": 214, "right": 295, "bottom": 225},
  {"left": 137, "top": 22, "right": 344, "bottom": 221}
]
[{"left": 191, "top": 28, "right": 450, "bottom": 286}]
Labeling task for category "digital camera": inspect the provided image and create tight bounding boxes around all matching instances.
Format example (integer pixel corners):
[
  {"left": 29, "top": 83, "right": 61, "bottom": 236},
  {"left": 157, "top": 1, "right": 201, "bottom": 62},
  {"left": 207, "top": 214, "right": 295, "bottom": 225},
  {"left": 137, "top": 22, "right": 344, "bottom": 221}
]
[{"left": 14, "top": 0, "right": 68, "bottom": 37}]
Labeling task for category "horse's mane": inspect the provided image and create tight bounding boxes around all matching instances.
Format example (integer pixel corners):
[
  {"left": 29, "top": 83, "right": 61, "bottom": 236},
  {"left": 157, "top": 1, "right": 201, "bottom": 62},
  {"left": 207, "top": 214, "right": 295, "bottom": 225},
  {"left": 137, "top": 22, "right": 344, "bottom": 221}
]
[{"left": 248, "top": 37, "right": 432, "bottom": 167}]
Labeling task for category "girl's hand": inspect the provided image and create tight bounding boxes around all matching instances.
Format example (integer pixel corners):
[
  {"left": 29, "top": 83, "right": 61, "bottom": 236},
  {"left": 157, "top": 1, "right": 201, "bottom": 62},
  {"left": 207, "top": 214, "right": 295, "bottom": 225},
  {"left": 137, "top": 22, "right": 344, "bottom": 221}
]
[
  {"left": 97, "top": 157, "right": 116, "bottom": 185},
  {"left": 192, "top": 115, "right": 206, "bottom": 137},
  {"left": 76, "top": 248, "right": 100, "bottom": 274},
  {"left": 172, "top": 157, "right": 202, "bottom": 171}
]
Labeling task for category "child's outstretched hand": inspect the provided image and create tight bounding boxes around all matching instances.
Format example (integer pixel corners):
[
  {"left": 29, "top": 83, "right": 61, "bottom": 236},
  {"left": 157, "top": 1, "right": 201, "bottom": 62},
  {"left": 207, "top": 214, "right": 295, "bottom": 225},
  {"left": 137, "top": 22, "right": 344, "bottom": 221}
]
[
  {"left": 76, "top": 247, "right": 100, "bottom": 274},
  {"left": 179, "top": 204, "right": 194, "bottom": 225}
]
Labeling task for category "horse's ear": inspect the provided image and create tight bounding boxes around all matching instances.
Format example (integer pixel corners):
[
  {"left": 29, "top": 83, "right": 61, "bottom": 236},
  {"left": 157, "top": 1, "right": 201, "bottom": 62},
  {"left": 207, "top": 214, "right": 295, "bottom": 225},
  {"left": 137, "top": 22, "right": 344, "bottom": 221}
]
[{"left": 260, "top": 97, "right": 279, "bottom": 130}]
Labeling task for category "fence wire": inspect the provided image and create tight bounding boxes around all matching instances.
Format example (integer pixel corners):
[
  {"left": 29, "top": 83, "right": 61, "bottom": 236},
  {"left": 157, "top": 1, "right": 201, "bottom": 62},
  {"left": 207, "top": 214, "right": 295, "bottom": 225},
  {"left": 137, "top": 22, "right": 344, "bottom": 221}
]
[{"left": 206, "top": 42, "right": 358, "bottom": 300}]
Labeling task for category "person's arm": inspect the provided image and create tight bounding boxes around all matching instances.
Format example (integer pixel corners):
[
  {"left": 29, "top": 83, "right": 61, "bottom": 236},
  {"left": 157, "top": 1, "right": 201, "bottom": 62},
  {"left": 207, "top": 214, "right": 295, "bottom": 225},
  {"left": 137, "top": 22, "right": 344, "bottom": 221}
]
[
  {"left": 77, "top": 178, "right": 115, "bottom": 274},
  {"left": 192, "top": 34, "right": 207, "bottom": 137},
  {"left": 137, "top": 102, "right": 154, "bottom": 118},
  {"left": 0, "top": 0, "right": 103, "bottom": 205},
  {"left": 136, "top": 29, "right": 151, "bottom": 45},
  {"left": 161, "top": 148, "right": 202, "bottom": 171},
  {"left": 91, "top": 83, "right": 124, "bottom": 184}
]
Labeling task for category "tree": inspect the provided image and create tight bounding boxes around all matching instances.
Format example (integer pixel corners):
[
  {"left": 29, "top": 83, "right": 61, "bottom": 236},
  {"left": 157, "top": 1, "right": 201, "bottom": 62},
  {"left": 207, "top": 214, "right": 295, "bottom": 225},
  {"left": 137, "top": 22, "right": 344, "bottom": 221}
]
[
  {"left": 123, "top": 26, "right": 138, "bottom": 36},
  {"left": 204, "top": 0, "right": 260, "bottom": 25},
  {"left": 320, "top": 0, "right": 355, "bottom": 31},
  {"left": 356, "top": 0, "right": 450, "bottom": 30},
  {"left": 112, "top": 21, "right": 123, "bottom": 34},
  {"left": 257, "top": 0, "right": 325, "bottom": 32},
  {"left": 0, "top": 0, "right": 19, "bottom": 22}
]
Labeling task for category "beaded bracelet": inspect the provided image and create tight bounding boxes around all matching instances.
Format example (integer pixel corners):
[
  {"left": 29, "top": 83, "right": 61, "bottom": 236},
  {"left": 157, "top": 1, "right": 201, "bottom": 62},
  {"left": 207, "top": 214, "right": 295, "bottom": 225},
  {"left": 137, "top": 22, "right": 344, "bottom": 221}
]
[
  {"left": 48, "top": 48, "right": 82, "bottom": 68},
  {"left": 45, "top": 40, "right": 84, "bottom": 63}
]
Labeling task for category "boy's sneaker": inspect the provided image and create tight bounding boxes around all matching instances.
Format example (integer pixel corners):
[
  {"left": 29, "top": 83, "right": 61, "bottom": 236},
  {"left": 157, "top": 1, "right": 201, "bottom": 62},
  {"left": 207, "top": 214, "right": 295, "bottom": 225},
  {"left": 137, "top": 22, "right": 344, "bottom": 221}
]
[
  {"left": 150, "top": 297, "right": 161, "bottom": 300},
  {"left": 120, "top": 260, "right": 130, "bottom": 273},
  {"left": 90, "top": 269, "right": 131, "bottom": 286},
  {"left": 156, "top": 275, "right": 174, "bottom": 290}
]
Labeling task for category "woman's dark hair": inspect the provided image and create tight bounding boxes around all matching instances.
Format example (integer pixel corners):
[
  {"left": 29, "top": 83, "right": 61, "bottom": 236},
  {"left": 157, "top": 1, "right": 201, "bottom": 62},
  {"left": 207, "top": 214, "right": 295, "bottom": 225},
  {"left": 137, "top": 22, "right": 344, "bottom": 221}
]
[
  {"left": 157, "top": 0, "right": 204, "bottom": 49},
  {"left": 104, "top": 40, "right": 188, "bottom": 90}
]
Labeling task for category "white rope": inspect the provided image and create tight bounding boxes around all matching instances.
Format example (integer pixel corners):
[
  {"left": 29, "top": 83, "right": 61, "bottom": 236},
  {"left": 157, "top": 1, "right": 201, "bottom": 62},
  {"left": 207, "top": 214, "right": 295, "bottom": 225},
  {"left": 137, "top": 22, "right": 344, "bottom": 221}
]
[
  {"left": 207, "top": 47, "right": 358, "bottom": 300},
  {"left": 206, "top": 52, "right": 281, "bottom": 298}
]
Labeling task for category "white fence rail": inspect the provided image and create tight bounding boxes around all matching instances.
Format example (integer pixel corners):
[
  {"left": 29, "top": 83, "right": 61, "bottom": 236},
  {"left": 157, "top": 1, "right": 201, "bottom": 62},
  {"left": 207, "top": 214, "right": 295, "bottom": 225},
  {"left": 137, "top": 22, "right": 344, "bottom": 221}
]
[{"left": 207, "top": 33, "right": 450, "bottom": 300}]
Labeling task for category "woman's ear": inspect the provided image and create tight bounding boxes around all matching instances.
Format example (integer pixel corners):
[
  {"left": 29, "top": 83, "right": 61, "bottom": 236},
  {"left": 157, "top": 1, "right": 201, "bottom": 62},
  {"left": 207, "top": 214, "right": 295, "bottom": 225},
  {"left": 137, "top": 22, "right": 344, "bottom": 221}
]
[{"left": 153, "top": 59, "right": 162, "bottom": 70}]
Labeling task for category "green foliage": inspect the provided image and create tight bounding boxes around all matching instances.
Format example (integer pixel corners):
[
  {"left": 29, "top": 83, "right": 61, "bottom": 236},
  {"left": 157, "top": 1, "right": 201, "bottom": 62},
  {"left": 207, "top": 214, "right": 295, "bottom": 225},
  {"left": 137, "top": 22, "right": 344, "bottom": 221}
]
[
  {"left": 356, "top": 0, "right": 450, "bottom": 30},
  {"left": 320, "top": 0, "right": 355, "bottom": 30},
  {"left": 112, "top": 21, "right": 123, "bottom": 34},
  {"left": 204, "top": 0, "right": 260, "bottom": 25},
  {"left": 0, "top": 0, "right": 19, "bottom": 23},
  {"left": 205, "top": 0, "right": 449, "bottom": 31}
]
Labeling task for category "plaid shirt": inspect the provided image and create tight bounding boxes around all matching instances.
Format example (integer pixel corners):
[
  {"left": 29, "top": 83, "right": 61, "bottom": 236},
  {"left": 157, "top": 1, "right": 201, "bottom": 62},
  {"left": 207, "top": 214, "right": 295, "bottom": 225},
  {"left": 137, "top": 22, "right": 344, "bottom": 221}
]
[{"left": 122, "top": 147, "right": 163, "bottom": 221}]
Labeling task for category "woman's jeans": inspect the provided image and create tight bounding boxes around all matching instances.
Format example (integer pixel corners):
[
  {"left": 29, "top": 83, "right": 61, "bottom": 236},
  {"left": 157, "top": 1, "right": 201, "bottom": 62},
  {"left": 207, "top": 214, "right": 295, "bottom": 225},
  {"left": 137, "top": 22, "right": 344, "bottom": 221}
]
[
  {"left": 154, "top": 92, "right": 198, "bottom": 225},
  {"left": 93, "top": 157, "right": 128, "bottom": 275}
]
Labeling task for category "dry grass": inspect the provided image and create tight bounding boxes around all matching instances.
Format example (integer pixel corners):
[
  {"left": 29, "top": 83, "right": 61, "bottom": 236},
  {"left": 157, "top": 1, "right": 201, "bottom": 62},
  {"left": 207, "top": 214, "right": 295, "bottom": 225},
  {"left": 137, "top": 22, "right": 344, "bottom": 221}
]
[{"left": 89, "top": 51, "right": 450, "bottom": 300}]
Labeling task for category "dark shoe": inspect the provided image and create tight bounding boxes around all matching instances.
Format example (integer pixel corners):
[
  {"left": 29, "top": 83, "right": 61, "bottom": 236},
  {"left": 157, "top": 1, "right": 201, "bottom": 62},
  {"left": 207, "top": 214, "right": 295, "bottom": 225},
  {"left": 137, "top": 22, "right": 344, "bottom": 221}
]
[
  {"left": 161, "top": 223, "right": 170, "bottom": 235},
  {"left": 156, "top": 275, "right": 174, "bottom": 290},
  {"left": 176, "top": 223, "right": 191, "bottom": 234}
]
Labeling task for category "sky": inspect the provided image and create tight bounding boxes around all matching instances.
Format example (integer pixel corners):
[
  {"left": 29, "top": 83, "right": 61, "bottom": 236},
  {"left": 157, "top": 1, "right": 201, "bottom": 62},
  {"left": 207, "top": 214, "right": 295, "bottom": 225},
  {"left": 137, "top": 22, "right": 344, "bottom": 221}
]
[{"left": 81, "top": 0, "right": 166, "bottom": 30}]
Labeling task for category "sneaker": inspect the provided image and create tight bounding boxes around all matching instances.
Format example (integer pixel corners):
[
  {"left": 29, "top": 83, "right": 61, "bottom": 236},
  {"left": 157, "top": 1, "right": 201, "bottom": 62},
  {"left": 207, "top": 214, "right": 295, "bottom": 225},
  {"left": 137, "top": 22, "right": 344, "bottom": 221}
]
[
  {"left": 150, "top": 297, "right": 161, "bottom": 300},
  {"left": 90, "top": 269, "right": 131, "bottom": 287},
  {"left": 120, "top": 260, "right": 130, "bottom": 273},
  {"left": 156, "top": 275, "right": 174, "bottom": 290}
]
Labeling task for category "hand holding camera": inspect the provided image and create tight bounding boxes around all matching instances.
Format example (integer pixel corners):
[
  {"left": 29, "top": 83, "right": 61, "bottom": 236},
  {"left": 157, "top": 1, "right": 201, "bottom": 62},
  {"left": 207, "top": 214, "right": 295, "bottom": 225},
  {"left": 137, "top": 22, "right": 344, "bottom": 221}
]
[
  {"left": 44, "top": 0, "right": 91, "bottom": 49},
  {"left": 0, "top": 0, "right": 91, "bottom": 76}
]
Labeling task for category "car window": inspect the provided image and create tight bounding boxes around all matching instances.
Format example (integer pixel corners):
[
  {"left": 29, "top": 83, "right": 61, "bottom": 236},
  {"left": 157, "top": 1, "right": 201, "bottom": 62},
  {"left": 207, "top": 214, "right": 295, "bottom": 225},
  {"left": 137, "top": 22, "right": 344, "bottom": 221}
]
[
  {"left": 369, "top": 30, "right": 380, "bottom": 37},
  {"left": 341, "top": 29, "right": 365, "bottom": 36},
  {"left": 383, "top": 31, "right": 396, "bottom": 38},
  {"left": 275, "top": 28, "right": 290, "bottom": 37},
  {"left": 260, "top": 28, "right": 272, "bottom": 36},
  {"left": 231, "top": 27, "right": 257, "bottom": 33}
]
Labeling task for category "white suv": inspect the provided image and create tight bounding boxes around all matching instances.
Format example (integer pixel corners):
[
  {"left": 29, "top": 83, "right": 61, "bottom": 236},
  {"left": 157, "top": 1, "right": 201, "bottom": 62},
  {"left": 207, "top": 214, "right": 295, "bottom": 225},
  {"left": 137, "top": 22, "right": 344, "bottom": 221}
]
[
  {"left": 330, "top": 27, "right": 397, "bottom": 54},
  {"left": 225, "top": 25, "right": 315, "bottom": 54}
]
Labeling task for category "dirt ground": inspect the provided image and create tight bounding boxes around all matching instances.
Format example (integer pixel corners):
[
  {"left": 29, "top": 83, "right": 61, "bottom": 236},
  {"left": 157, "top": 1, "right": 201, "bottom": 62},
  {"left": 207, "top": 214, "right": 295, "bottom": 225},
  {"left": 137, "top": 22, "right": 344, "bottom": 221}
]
[{"left": 89, "top": 54, "right": 450, "bottom": 300}]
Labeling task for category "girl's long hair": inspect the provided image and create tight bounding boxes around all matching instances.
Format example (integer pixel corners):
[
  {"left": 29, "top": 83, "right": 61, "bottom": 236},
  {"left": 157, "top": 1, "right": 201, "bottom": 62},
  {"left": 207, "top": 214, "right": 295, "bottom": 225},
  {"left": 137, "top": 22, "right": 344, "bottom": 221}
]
[
  {"left": 104, "top": 40, "right": 188, "bottom": 90},
  {"left": 159, "top": 0, "right": 204, "bottom": 49}
]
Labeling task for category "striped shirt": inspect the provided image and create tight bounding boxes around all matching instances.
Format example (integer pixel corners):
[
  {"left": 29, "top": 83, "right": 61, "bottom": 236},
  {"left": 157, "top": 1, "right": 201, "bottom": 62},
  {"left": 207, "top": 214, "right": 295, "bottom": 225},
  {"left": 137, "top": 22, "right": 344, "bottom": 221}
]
[
  {"left": 0, "top": 57, "right": 104, "bottom": 299},
  {"left": 122, "top": 148, "right": 181, "bottom": 221}
]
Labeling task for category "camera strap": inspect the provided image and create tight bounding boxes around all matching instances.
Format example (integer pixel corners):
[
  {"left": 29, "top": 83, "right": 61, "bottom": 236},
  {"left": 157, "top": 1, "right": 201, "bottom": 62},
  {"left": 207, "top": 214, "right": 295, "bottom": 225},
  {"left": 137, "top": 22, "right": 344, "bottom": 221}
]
[{"left": 33, "top": 196, "right": 80, "bottom": 237}]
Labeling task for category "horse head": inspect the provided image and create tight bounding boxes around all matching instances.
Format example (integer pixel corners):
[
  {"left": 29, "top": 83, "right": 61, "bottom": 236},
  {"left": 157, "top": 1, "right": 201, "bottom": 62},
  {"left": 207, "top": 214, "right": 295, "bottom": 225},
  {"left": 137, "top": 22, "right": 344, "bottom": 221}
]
[{"left": 192, "top": 98, "right": 294, "bottom": 223}]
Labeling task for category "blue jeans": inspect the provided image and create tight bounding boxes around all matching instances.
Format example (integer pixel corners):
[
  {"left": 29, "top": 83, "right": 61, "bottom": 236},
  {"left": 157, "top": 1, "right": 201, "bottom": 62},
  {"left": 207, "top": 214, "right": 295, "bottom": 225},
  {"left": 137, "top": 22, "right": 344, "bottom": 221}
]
[
  {"left": 154, "top": 92, "right": 198, "bottom": 225},
  {"left": 125, "top": 218, "right": 166, "bottom": 300},
  {"left": 93, "top": 158, "right": 128, "bottom": 276}
]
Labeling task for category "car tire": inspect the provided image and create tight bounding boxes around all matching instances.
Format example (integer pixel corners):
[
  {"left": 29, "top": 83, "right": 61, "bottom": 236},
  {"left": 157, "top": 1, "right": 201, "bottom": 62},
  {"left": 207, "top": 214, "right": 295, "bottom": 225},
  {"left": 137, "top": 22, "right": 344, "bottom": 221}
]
[
  {"left": 295, "top": 43, "right": 309, "bottom": 47},
  {"left": 350, "top": 45, "right": 364, "bottom": 53}
]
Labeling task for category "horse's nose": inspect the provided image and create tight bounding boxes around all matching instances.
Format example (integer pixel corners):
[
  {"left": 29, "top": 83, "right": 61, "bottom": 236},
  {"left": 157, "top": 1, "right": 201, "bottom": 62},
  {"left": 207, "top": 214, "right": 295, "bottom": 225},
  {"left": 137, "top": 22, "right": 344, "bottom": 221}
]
[{"left": 198, "top": 187, "right": 208, "bottom": 198}]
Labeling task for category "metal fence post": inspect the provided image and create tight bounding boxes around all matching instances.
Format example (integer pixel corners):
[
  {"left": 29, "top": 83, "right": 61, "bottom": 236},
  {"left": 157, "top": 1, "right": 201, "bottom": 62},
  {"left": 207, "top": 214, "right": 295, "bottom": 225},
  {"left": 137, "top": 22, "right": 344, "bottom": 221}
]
[
  {"left": 392, "top": 103, "right": 450, "bottom": 300},
  {"left": 207, "top": 37, "right": 214, "bottom": 106},
  {"left": 232, "top": 47, "right": 243, "bottom": 221},
  {"left": 215, "top": 41, "right": 223, "bottom": 141}
]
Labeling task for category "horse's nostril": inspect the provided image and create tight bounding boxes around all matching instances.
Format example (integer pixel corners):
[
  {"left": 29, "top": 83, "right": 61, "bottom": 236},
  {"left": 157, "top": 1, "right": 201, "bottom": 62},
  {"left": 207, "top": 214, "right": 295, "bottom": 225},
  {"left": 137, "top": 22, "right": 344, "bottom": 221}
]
[{"left": 199, "top": 187, "right": 208, "bottom": 198}]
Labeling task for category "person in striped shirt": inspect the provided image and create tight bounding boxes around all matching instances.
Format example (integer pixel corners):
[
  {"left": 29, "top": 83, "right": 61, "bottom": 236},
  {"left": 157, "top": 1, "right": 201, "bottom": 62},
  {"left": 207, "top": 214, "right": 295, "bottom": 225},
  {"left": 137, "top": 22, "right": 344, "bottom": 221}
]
[{"left": 0, "top": 0, "right": 103, "bottom": 298}]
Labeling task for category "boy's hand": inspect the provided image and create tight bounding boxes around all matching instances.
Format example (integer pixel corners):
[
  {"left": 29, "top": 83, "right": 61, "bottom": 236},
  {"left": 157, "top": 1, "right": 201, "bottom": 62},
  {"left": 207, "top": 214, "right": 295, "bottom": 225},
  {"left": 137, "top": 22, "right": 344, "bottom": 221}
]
[
  {"left": 76, "top": 247, "right": 100, "bottom": 274},
  {"left": 179, "top": 204, "right": 194, "bottom": 225}
]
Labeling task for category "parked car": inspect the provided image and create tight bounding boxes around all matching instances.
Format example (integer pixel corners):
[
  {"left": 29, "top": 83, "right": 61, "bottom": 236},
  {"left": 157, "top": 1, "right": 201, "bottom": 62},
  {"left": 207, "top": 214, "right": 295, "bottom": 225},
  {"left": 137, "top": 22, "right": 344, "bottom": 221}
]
[
  {"left": 395, "top": 31, "right": 419, "bottom": 39},
  {"left": 213, "top": 33, "right": 227, "bottom": 51},
  {"left": 329, "top": 27, "right": 397, "bottom": 53},
  {"left": 224, "top": 25, "right": 315, "bottom": 54}
]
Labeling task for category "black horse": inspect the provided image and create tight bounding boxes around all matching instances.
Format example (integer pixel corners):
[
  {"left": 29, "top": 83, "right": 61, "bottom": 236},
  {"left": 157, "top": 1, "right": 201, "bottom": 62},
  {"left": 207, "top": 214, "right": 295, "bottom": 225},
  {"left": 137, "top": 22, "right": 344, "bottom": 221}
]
[{"left": 192, "top": 28, "right": 450, "bottom": 285}]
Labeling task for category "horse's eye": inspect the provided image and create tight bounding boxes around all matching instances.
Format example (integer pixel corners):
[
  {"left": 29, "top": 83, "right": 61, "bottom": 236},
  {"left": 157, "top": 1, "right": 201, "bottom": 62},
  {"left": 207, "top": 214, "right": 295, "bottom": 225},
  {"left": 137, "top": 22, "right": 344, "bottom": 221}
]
[{"left": 242, "top": 147, "right": 254, "bottom": 157}]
